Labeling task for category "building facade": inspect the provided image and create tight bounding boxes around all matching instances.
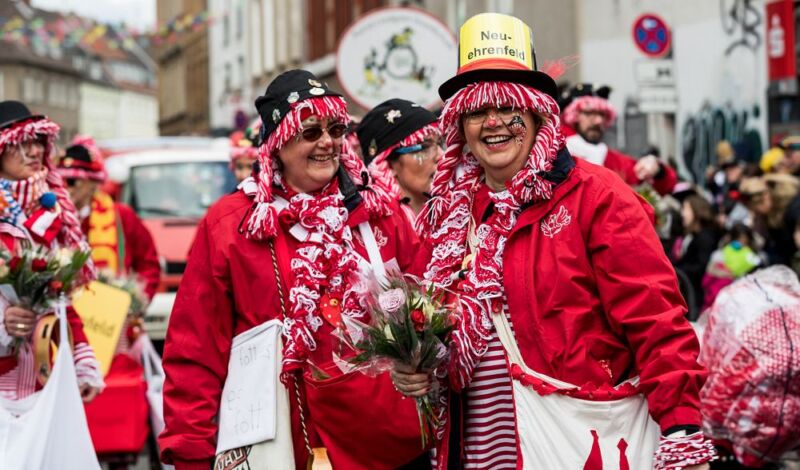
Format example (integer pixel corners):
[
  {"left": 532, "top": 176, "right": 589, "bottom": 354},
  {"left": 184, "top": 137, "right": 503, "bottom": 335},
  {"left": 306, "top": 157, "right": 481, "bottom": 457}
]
[{"left": 156, "top": 0, "right": 210, "bottom": 136}]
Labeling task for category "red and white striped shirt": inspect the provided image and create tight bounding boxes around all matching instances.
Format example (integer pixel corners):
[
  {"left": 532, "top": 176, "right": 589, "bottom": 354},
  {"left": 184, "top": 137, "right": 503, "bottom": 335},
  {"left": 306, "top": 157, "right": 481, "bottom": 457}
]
[{"left": 462, "top": 303, "right": 518, "bottom": 469}]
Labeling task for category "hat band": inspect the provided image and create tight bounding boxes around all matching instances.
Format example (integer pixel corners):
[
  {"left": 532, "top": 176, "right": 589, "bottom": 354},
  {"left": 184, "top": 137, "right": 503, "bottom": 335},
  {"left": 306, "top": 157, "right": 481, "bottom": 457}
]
[{"left": 458, "top": 57, "right": 531, "bottom": 74}]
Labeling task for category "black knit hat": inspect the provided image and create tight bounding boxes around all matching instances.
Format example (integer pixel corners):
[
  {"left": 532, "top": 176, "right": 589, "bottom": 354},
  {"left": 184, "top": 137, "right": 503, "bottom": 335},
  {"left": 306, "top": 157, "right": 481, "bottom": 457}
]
[
  {"left": 254, "top": 70, "right": 342, "bottom": 139},
  {"left": 558, "top": 83, "right": 612, "bottom": 110},
  {"left": 356, "top": 99, "right": 437, "bottom": 165},
  {"left": 0, "top": 101, "right": 43, "bottom": 130},
  {"left": 65, "top": 144, "right": 92, "bottom": 163}
]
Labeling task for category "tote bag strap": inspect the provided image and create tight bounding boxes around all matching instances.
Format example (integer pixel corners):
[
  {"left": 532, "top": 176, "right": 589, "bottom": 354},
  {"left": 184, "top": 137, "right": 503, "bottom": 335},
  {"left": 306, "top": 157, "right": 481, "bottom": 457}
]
[
  {"left": 492, "top": 309, "right": 579, "bottom": 391},
  {"left": 269, "top": 240, "right": 317, "bottom": 461},
  {"left": 357, "top": 221, "right": 386, "bottom": 285}
]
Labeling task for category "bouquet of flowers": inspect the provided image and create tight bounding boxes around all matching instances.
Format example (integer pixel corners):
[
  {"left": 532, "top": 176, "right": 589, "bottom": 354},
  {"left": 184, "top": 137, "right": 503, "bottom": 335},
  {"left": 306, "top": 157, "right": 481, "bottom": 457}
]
[
  {"left": 96, "top": 269, "right": 149, "bottom": 317},
  {"left": 338, "top": 273, "right": 454, "bottom": 448},
  {"left": 0, "top": 246, "right": 91, "bottom": 314}
]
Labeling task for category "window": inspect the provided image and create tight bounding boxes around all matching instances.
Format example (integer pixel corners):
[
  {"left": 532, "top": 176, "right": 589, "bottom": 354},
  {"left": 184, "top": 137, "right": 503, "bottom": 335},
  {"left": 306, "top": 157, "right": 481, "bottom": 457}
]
[
  {"left": 224, "top": 63, "right": 232, "bottom": 92},
  {"left": 236, "top": 4, "right": 244, "bottom": 40},
  {"left": 223, "top": 11, "right": 230, "bottom": 46}
]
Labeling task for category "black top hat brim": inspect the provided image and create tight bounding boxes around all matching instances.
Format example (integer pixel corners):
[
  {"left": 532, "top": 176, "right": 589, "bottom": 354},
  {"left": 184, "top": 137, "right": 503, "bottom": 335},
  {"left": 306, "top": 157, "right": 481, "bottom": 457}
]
[
  {"left": 439, "top": 68, "right": 558, "bottom": 102},
  {"left": 0, "top": 100, "right": 44, "bottom": 130},
  {"left": 0, "top": 113, "right": 43, "bottom": 130}
]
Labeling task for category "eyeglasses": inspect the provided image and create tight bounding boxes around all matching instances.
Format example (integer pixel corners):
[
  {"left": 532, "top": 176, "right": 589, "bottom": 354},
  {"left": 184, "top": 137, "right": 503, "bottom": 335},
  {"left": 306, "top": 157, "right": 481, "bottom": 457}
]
[
  {"left": 393, "top": 139, "right": 441, "bottom": 164},
  {"left": 297, "top": 123, "right": 348, "bottom": 142},
  {"left": 463, "top": 106, "right": 517, "bottom": 125}
]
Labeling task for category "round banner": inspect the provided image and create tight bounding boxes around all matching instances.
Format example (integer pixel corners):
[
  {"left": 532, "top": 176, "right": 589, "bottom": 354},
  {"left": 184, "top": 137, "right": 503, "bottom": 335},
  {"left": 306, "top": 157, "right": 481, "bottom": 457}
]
[{"left": 336, "top": 7, "right": 457, "bottom": 110}]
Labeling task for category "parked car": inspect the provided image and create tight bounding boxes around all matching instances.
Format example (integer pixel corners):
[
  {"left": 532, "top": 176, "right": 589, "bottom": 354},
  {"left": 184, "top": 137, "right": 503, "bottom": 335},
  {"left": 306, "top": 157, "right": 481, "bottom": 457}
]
[{"left": 99, "top": 137, "right": 236, "bottom": 348}]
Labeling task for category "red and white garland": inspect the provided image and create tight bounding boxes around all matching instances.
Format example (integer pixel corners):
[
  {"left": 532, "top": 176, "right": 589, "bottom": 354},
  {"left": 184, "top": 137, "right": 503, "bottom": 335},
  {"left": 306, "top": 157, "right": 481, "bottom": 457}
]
[
  {"left": 279, "top": 182, "right": 367, "bottom": 380},
  {"left": 561, "top": 95, "right": 617, "bottom": 129},
  {"left": 653, "top": 432, "right": 718, "bottom": 469},
  {"left": 367, "top": 123, "right": 440, "bottom": 201},
  {"left": 246, "top": 96, "right": 393, "bottom": 241},
  {"left": 248, "top": 95, "right": 394, "bottom": 379},
  {"left": 417, "top": 81, "right": 563, "bottom": 389}
]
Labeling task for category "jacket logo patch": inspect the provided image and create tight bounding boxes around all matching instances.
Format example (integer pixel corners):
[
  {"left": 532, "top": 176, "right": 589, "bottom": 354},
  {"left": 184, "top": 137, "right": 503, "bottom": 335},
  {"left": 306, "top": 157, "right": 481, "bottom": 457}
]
[
  {"left": 540, "top": 205, "right": 572, "bottom": 238},
  {"left": 373, "top": 227, "right": 387, "bottom": 248}
]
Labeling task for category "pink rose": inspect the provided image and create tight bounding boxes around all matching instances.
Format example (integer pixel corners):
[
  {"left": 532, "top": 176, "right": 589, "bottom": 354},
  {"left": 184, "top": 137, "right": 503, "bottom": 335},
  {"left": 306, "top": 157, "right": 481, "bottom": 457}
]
[{"left": 378, "top": 288, "right": 406, "bottom": 314}]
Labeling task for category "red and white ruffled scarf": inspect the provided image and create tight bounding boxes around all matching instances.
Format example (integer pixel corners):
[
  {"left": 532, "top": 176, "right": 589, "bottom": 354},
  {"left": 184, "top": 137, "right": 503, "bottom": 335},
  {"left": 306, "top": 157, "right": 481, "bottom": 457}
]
[
  {"left": 247, "top": 96, "right": 393, "bottom": 381},
  {"left": 277, "top": 180, "right": 367, "bottom": 380},
  {"left": 417, "top": 81, "right": 564, "bottom": 389}
]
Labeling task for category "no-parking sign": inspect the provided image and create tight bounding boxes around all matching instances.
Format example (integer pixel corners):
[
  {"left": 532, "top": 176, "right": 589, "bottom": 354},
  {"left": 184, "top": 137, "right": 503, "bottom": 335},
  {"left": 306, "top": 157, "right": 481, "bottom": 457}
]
[{"left": 632, "top": 14, "right": 671, "bottom": 58}]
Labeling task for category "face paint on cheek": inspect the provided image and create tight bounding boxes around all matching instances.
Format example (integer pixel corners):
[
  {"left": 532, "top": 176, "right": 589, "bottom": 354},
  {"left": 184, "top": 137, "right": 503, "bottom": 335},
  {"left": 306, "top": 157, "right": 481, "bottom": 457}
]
[{"left": 507, "top": 115, "right": 527, "bottom": 145}]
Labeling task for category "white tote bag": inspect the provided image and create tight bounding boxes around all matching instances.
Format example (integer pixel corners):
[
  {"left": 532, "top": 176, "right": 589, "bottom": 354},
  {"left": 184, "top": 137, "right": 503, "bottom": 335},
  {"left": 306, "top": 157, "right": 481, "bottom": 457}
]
[
  {"left": 492, "top": 311, "right": 660, "bottom": 469},
  {"left": 214, "top": 319, "right": 295, "bottom": 470},
  {"left": 0, "top": 299, "right": 101, "bottom": 470}
]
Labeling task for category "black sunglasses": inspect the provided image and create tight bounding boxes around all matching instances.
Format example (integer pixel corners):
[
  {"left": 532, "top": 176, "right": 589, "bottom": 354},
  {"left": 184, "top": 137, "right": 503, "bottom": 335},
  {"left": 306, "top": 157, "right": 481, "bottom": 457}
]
[{"left": 299, "top": 123, "right": 348, "bottom": 142}]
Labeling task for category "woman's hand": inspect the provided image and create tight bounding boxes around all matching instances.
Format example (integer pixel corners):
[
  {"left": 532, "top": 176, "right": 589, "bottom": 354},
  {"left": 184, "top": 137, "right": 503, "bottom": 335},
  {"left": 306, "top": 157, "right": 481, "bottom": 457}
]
[
  {"left": 4, "top": 306, "right": 36, "bottom": 338},
  {"left": 79, "top": 383, "right": 101, "bottom": 403},
  {"left": 390, "top": 363, "right": 431, "bottom": 398}
]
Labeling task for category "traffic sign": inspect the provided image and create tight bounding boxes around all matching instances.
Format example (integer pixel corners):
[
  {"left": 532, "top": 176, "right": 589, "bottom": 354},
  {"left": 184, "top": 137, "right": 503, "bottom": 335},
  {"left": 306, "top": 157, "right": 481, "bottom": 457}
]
[{"left": 632, "top": 14, "right": 671, "bottom": 58}]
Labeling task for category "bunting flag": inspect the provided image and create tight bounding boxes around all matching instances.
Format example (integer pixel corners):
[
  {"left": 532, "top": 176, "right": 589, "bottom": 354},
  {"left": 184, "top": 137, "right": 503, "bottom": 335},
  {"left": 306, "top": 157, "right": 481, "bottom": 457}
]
[{"left": 0, "top": 9, "right": 222, "bottom": 54}]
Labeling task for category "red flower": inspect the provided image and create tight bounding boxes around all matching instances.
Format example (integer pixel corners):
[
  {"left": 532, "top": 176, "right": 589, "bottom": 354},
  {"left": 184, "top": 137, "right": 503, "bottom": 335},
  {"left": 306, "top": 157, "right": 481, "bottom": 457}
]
[
  {"left": 49, "top": 280, "right": 63, "bottom": 292},
  {"left": 9, "top": 256, "right": 22, "bottom": 271},
  {"left": 410, "top": 309, "right": 426, "bottom": 332},
  {"left": 31, "top": 258, "right": 48, "bottom": 272}
]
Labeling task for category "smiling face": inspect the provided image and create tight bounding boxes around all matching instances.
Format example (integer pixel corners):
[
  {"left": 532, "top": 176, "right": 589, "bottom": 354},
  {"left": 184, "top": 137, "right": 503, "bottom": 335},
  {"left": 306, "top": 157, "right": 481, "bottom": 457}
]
[
  {"left": 462, "top": 107, "right": 540, "bottom": 190},
  {"left": 0, "top": 138, "right": 46, "bottom": 180},
  {"left": 277, "top": 115, "right": 343, "bottom": 193}
]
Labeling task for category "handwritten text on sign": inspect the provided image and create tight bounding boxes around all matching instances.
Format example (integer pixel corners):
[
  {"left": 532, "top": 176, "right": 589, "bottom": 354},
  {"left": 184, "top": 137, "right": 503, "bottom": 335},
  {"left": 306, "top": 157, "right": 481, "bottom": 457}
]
[{"left": 216, "top": 320, "right": 282, "bottom": 453}]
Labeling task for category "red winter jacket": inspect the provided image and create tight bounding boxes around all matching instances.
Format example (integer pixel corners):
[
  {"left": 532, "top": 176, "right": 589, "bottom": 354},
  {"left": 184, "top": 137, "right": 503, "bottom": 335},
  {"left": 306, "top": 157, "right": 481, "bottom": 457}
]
[
  {"left": 422, "top": 156, "right": 706, "bottom": 467},
  {"left": 158, "top": 189, "right": 420, "bottom": 470},
  {"left": 563, "top": 125, "right": 678, "bottom": 196},
  {"left": 81, "top": 202, "right": 161, "bottom": 300}
]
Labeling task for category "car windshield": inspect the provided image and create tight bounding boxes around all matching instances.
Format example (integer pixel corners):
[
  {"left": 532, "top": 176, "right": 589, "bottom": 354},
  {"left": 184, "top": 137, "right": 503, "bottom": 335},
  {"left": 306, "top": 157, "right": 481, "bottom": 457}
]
[{"left": 128, "top": 161, "right": 236, "bottom": 218}]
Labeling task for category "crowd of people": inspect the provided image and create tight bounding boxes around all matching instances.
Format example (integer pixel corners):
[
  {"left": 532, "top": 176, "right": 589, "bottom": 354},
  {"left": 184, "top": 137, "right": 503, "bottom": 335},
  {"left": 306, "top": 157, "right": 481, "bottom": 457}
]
[{"left": 0, "top": 9, "right": 796, "bottom": 470}]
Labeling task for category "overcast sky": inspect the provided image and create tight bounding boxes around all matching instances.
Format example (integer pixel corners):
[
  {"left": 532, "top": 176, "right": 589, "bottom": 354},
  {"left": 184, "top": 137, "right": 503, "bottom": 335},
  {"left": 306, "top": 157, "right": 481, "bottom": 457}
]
[{"left": 31, "top": 0, "right": 156, "bottom": 31}]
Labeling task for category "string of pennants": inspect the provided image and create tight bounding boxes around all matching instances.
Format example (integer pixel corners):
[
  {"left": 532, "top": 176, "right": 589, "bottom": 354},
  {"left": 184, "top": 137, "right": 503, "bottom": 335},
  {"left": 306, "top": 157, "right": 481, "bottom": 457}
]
[{"left": 0, "top": 10, "right": 223, "bottom": 52}]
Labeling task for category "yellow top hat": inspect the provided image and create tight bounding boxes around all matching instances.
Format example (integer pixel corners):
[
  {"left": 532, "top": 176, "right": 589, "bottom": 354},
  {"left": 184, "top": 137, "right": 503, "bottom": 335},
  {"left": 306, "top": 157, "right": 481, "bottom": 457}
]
[{"left": 439, "top": 13, "right": 557, "bottom": 101}]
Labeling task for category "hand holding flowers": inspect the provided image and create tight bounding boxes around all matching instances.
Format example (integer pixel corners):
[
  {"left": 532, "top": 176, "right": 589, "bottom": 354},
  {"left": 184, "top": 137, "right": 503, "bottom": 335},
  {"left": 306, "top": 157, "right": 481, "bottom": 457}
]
[{"left": 339, "top": 273, "right": 454, "bottom": 448}]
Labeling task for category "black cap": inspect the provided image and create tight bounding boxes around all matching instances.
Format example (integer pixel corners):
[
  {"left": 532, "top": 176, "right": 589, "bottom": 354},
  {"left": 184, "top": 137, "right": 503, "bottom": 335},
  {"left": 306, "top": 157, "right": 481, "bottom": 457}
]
[
  {"left": 254, "top": 70, "right": 342, "bottom": 140},
  {"left": 65, "top": 144, "right": 92, "bottom": 163},
  {"left": 356, "top": 99, "right": 437, "bottom": 165},
  {"left": 0, "top": 101, "right": 43, "bottom": 130},
  {"left": 558, "top": 83, "right": 612, "bottom": 110}
]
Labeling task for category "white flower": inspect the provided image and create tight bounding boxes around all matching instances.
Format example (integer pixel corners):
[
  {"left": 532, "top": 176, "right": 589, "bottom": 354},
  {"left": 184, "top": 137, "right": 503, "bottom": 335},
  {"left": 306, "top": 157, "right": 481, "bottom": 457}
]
[
  {"left": 378, "top": 288, "right": 405, "bottom": 314},
  {"left": 56, "top": 248, "right": 74, "bottom": 267},
  {"left": 383, "top": 323, "right": 395, "bottom": 341},
  {"left": 422, "top": 301, "right": 435, "bottom": 321}
]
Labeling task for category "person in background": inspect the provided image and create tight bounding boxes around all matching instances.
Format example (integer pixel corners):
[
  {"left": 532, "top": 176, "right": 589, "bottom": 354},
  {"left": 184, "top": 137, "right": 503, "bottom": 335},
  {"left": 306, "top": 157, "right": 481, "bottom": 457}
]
[
  {"left": 560, "top": 83, "right": 678, "bottom": 195},
  {"left": 0, "top": 101, "right": 103, "bottom": 402},
  {"left": 738, "top": 175, "right": 799, "bottom": 265},
  {"left": 228, "top": 121, "right": 261, "bottom": 184},
  {"left": 672, "top": 192, "right": 720, "bottom": 315},
  {"left": 701, "top": 224, "right": 764, "bottom": 311},
  {"left": 357, "top": 98, "right": 442, "bottom": 223},
  {"left": 759, "top": 146, "right": 787, "bottom": 174},
  {"left": 57, "top": 136, "right": 161, "bottom": 304},
  {"left": 779, "top": 135, "right": 800, "bottom": 176}
]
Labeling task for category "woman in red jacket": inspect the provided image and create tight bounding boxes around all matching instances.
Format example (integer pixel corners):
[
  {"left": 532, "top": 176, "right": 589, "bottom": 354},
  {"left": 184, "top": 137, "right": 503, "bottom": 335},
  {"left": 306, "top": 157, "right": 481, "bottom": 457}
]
[
  {"left": 392, "top": 13, "right": 716, "bottom": 469},
  {"left": 0, "top": 101, "right": 103, "bottom": 402},
  {"left": 159, "top": 70, "right": 426, "bottom": 470}
]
